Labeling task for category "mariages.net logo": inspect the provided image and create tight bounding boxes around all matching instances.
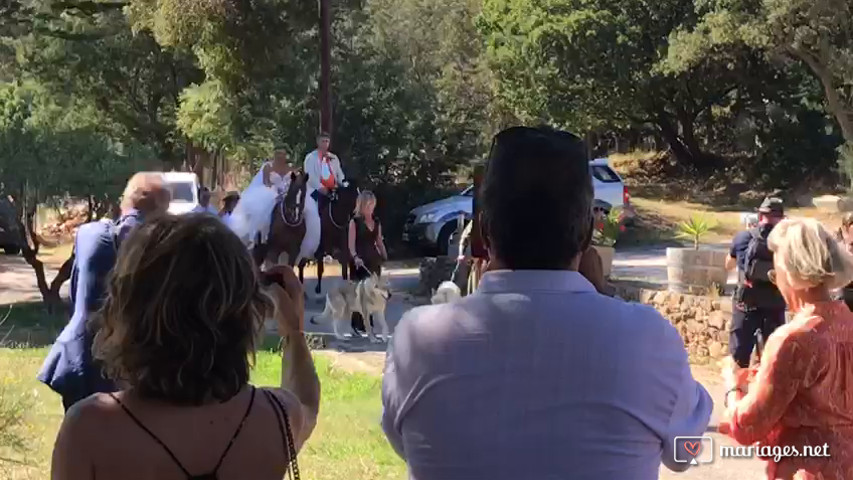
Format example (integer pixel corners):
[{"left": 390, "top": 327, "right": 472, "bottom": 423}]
[
  {"left": 674, "top": 436, "right": 831, "bottom": 465},
  {"left": 674, "top": 436, "right": 714, "bottom": 465}
]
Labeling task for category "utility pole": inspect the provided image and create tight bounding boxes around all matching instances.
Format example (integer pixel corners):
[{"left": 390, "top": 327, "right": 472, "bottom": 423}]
[{"left": 319, "top": 0, "right": 332, "bottom": 135}]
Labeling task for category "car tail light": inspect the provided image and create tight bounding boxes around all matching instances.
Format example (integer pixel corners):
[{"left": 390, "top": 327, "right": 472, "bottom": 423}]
[{"left": 623, "top": 186, "right": 631, "bottom": 205}]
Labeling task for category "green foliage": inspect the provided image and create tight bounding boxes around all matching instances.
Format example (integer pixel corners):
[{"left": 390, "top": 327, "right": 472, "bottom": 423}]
[
  {"left": 675, "top": 215, "right": 716, "bottom": 249},
  {"left": 0, "top": 374, "right": 35, "bottom": 466},
  {"left": 22, "top": 6, "right": 201, "bottom": 166},
  {"left": 838, "top": 142, "right": 853, "bottom": 191},
  {"left": 477, "top": 0, "right": 776, "bottom": 171},
  {"left": 0, "top": 82, "right": 154, "bottom": 206}
]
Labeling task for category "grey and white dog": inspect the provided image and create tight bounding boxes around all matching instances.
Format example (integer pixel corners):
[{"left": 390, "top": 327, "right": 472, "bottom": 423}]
[{"left": 312, "top": 274, "right": 392, "bottom": 343}]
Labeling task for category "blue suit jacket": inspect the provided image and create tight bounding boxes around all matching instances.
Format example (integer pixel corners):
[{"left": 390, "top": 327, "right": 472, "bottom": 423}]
[{"left": 37, "top": 219, "right": 125, "bottom": 404}]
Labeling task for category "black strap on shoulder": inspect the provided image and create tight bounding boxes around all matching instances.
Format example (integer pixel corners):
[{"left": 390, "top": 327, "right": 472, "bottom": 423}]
[
  {"left": 110, "top": 387, "right": 256, "bottom": 480},
  {"left": 109, "top": 392, "right": 194, "bottom": 477},
  {"left": 209, "top": 386, "right": 257, "bottom": 475},
  {"left": 262, "top": 389, "right": 301, "bottom": 480}
]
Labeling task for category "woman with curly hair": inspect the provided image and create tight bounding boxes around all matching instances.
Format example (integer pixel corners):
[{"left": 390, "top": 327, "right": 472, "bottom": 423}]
[{"left": 51, "top": 214, "right": 319, "bottom": 480}]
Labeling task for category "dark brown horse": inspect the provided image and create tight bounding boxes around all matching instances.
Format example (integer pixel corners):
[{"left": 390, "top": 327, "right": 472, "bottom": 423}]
[
  {"left": 253, "top": 172, "right": 309, "bottom": 268},
  {"left": 298, "top": 181, "right": 359, "bottom": 295}
]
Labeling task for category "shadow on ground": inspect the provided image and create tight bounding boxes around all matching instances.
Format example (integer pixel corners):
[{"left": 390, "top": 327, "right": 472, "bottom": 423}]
[{"left": 0, "top": 301, "right": 66, "bottom": 348}]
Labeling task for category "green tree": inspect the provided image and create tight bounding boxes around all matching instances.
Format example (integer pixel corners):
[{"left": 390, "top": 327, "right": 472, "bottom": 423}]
[
  {"left": 0, "top": 81, "right": 153, "bottom": 309},
  {"left": 478, "top": 0, "right": 773, "bottom": 171},
  {"left": 20, "top": 4, "right": 201, "bottom": 167}
]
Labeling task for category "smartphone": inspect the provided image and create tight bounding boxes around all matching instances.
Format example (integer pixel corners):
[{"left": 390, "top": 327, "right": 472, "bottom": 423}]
[
  {"left": 260, "top": 270, "right": 286, "bottom": 288},
  {"left": 470, "top": 165, "right": 487, "bottom": 259}
]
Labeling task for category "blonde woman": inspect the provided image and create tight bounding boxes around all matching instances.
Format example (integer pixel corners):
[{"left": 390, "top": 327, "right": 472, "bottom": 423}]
[
  {"left": 348, "top": 190, "right": 388, "bottom": 282},
  {"left": 719, "top": 217, "right": 853, "bottom": 480}
]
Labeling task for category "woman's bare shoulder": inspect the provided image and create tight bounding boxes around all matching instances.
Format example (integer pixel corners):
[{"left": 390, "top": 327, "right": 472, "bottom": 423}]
[
  {"left": 60, "top": 393, "right": 124, "bottom": 443},
  {"left": 255, "top": 387, "right": 301, "bottom": 413},
  {"left": 254, "top": 387, "right": 313, "bottom": 445}
]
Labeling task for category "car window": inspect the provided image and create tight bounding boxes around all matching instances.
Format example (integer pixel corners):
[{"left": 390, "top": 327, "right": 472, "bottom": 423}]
[
  {"left": 168, "top": 181, "right": 195, "bottom": 203},
  {"left": 590, "top": 165, "right": 621, "bottom": 183}
]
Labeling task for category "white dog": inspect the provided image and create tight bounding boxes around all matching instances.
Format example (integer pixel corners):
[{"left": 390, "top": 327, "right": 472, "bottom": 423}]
[
  {"left": 431, "top": 281, "right": 462, "bottom": 305},
  {"left": 311, "top": 274, "right": 392, "bottom": 343}
]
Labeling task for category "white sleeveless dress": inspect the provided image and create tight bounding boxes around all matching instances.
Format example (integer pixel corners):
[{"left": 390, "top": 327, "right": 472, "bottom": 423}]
[{"left": 228, "top": 163, "right": 291, "bottom": 248}]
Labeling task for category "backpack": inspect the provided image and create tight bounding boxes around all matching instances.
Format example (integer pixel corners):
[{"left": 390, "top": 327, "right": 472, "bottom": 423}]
[
  {"left": 736, "top": 227, "right": 784, "bottom": 309},
  {"left": 744, "top": 228, "right": 774, "bottom": 284}
]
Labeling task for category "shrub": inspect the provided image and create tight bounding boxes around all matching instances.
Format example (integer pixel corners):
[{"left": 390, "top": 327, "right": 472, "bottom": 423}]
[
  {"left": 675, "top": 215, "right": 716, "bottom": 249},
  {"left": 592, "top": 209, "right": 624, "bottom": 247},
  {"left": 0, "top": 375, "right": 34, "bottom": 468}
]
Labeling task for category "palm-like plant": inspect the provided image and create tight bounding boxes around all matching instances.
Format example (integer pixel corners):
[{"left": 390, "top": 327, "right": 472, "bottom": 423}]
[{"left": 675, "top": 215, "right": 716, "bottom": 250}]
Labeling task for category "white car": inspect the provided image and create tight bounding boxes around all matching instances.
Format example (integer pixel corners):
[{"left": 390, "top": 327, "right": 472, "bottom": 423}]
[
  {"left": 403, "top": 158, "right": 633, "bottom": 255},
  {"left": 164, "top": 172, "right": 201, "bottom": 215}
]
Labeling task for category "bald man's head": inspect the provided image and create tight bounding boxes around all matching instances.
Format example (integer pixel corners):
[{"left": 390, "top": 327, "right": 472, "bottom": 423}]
[{"left": 121, "top": 172, "right": 171, "bottom": 216}]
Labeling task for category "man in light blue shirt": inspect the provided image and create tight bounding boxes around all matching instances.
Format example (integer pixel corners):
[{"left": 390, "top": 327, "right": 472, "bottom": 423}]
[{"left": 381, "top": 126, "right": 712, "bottom": 480}]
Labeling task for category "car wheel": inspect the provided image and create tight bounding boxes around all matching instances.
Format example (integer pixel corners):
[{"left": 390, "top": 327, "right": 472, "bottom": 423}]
[
  {"left": 437, "top": 223, "right": 457, "bottom": 257},
  {"left": 3, "top": 245, "right": 20, "bottom": 255}
]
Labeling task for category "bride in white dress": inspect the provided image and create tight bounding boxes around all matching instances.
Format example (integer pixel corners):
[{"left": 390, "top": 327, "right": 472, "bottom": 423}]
[{"left": 229, "top": 149, "right": 293, "bottom": 249}]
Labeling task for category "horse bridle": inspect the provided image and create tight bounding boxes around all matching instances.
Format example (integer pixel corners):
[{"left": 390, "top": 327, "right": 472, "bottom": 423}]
[
  {"left": 327, "top": 184, "right": 360, "bottom": 230},
  {"left": 279, "top": 192, "right": 305, "bottom": 227}
]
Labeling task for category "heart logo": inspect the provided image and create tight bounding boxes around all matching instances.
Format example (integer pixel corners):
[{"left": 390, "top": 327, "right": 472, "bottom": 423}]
[{"left": 684, "top": 441, "right": 702, "bottom": 457}]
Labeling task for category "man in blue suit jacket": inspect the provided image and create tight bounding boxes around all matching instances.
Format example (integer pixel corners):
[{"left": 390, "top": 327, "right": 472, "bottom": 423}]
[{"left": 38, "top": 172, "right": 170, "bottom": 412}]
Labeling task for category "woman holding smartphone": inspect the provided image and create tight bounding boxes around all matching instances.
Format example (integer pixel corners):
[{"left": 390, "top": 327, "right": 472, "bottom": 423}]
[{"left": 51, "top": 214, "right": 319, "bottom": 480}]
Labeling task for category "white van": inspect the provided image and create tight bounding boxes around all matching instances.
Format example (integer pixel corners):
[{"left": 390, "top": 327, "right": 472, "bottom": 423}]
[{"left": 164, "top": 172, "right": 201, "bottom": 215}]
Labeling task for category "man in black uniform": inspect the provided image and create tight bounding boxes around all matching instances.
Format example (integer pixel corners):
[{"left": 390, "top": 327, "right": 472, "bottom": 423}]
[{"left": 726, "top": 197, "right": 786, "bottom": 377}]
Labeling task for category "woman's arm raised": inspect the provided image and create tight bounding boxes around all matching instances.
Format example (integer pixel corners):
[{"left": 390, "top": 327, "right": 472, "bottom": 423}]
[{"left": 265, "top": 266, "right": 320, "bottom": 449}]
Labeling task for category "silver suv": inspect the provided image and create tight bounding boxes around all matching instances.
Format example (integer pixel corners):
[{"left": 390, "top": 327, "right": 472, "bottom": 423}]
[{"left": 403, "top": 158, "right": 633, "bottom": 255}]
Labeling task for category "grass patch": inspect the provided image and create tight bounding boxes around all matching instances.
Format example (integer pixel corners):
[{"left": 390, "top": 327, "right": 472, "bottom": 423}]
[
  {"left": 0, "top": 303, "right": 66, "bottom": 348},
  {"left": 622, "top": 196, "right": 848, "bottom": 248},
  {"left": 0, "top": 348, "right": 406, "bottom": 480}
]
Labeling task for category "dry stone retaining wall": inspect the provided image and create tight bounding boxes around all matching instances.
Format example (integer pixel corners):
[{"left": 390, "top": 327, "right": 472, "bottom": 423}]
[{"left": 616, "top": 284, "right": 732, "bottom": 360}]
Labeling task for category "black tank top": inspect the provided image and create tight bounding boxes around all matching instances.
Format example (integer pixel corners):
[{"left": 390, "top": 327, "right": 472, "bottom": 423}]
[
  {"left": 354, "top": 215, "right": 380, "bottom": 260},
  {"left": 109, "top": 387, "right": 300, "bottom": 479}
]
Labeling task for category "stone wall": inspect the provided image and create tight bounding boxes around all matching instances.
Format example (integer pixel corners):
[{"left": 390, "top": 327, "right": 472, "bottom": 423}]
[{"left": 615, "top": 283, "right": 732, "bottom": 360}]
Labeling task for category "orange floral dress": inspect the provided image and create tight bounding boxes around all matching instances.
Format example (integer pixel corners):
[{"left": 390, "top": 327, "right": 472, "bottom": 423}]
[{"left": 720, "top": 301, "right": 853, "bottom": 479}]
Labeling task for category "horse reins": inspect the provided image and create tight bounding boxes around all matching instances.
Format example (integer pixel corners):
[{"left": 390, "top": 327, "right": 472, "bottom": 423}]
[
  {"left": 328, "top": 202, "right": 347, "bottom": 230},
  {"left": 280, "top": 202, "right": 304, "bottom": 227}
]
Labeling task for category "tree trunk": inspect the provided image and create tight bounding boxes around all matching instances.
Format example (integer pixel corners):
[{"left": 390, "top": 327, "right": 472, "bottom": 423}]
[
  {"left": 8, "top": 195, "right": 66, "bottom": 313},
  {"left": 18, "top": 210, "right": 63, "bottom": 312},
  {"left": 48, "top": 254, "right": 74, "bottom": 302},
  {"left": 677, "top": 111, "right": 703, "bottom": 163},
  {"left": 791, "top": 46, "right": 853, "bottom": 144},
  {"left": 86, "top": 195, "right": 94, "bottom": 223},
  {"left": 655, "top": 111, "right": 695, "bottom": 165}
]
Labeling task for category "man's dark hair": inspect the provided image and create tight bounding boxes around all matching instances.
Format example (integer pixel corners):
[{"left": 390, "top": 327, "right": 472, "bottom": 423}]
[
  {"left": 317, "top": 131, "right": 331, "bottom": 140},
  {"left": 482, "top": 126, "right": 593, "bottom": 270}
]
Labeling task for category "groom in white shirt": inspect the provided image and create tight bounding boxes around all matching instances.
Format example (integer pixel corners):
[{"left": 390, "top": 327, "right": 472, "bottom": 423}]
[{"left": 301, "top": 132, "right": 346, "bottom": 262}]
